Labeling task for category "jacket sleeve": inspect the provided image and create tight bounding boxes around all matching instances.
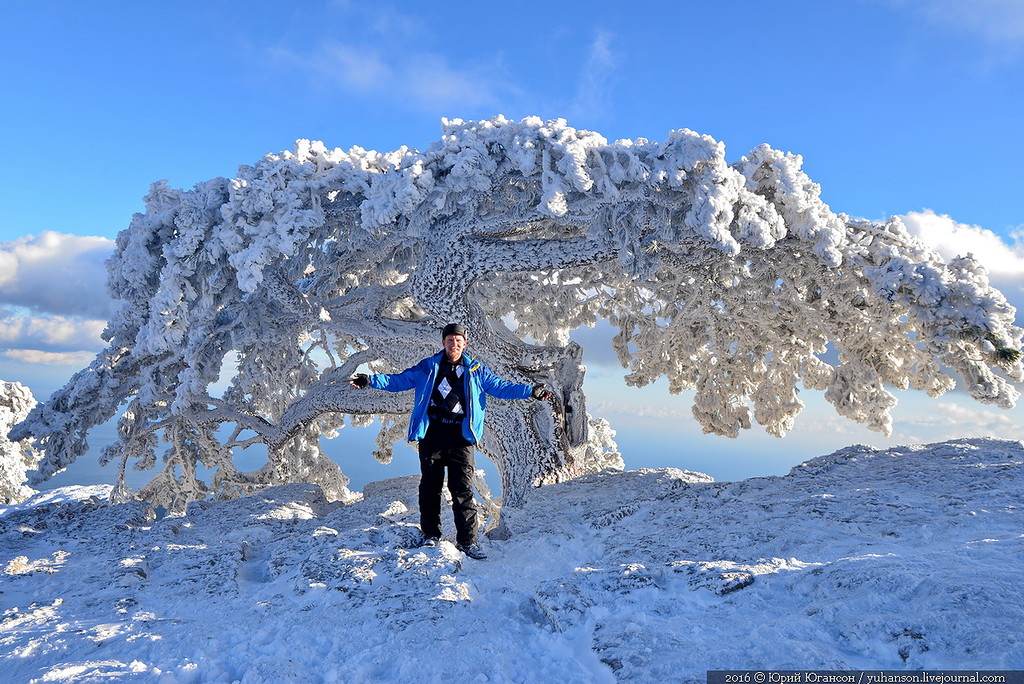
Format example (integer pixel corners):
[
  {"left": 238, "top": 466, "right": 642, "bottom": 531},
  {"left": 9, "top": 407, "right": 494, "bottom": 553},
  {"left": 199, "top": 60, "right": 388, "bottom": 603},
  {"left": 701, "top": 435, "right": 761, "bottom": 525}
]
[
  {"left": 369, "top": 359, "right": 429, "bottom": 393},
  {"left": 477, "top": 364, "right": 534, "bottom": 400}
]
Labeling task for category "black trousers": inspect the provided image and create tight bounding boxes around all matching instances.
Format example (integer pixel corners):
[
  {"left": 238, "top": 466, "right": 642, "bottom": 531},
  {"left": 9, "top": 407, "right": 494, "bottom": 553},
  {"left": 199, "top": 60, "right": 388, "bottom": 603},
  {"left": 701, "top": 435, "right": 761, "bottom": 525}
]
[{"left": 418, "top": 420, "right": 477, "bottom": 546}]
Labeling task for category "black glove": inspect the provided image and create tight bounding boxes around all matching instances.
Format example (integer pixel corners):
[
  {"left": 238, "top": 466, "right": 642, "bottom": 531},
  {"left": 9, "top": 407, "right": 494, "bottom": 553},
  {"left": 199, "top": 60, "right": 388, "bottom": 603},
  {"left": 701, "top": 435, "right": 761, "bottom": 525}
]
[
  {"left": 531, "top": 383, "right": 552, "bottom": 400},
  {"left": 350, "top": 373, "right": 369, "bottom": 389}
]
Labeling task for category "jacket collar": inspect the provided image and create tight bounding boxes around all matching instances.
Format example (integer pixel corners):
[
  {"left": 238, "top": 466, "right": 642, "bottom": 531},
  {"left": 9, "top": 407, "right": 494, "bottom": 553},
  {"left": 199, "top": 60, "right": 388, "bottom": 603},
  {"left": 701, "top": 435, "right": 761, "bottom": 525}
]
[{"left": 434, "top": 349, "right": 472, "bottom": 367}]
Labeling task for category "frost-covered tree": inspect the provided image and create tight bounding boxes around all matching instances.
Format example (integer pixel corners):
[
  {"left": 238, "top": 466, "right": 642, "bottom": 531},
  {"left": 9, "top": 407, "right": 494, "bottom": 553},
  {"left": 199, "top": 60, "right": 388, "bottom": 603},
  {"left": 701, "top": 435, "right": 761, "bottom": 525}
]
[
  {"left": 10, "top": 116, "right": 1022, "bottom": 512},
  {"left": 1, "top": 380, "right": 41, "bottom": 505}
]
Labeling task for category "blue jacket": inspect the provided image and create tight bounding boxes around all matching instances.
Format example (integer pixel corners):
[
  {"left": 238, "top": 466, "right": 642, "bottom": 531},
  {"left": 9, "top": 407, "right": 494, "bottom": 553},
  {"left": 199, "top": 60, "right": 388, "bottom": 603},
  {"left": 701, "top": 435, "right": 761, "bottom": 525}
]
[{"left": 369, "top": 351, "right": 533, "bottom": 444}]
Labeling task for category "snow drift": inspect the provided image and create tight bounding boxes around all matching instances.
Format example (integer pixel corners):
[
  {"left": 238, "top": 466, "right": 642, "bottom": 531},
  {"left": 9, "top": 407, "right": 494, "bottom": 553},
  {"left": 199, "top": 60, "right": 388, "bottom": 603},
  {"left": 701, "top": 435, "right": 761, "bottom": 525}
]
[{"left": 1, "top": 437, "right": 1021, "bottom": 681}]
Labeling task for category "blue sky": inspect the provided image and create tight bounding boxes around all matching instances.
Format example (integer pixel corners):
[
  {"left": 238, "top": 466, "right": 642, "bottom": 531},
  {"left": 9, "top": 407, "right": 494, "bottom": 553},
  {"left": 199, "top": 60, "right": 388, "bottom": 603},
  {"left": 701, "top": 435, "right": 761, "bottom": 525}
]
[{"left": 2, "top": 0, "right": 1023, "bottom": 491}]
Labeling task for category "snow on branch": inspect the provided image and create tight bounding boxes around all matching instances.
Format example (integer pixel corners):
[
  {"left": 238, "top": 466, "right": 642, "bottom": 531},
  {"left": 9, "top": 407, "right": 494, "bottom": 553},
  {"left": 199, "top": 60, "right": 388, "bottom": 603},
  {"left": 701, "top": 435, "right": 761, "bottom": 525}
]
[
  {"left": 1, "top": 380, "right": 41, "bottom": 505},
  {"left": 11, "top": 116, "right": 1021, "bottom": 509}
]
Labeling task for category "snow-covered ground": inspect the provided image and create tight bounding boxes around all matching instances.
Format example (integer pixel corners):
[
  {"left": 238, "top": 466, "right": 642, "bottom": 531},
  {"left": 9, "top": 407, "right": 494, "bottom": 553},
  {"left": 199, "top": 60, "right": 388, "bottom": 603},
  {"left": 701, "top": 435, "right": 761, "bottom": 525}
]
[{"left": 1, "top": 438, "right": 1022, "bottom": 682}]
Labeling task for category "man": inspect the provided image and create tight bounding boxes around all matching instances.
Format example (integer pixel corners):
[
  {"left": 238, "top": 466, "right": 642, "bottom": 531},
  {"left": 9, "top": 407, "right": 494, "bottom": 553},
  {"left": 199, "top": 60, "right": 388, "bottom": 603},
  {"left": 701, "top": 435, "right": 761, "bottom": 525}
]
[{"left": 350, "top": 323, "right": 551, "bottom": 560}]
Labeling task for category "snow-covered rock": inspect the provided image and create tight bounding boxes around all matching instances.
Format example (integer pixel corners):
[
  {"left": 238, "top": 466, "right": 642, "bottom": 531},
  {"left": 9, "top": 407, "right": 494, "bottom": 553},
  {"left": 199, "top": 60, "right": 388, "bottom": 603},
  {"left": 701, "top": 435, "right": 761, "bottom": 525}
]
[
  {"left": 1, "top": 438, "right": 1021, "bottom": 681},
  {"left": 0, "top": 380, "right": 40, "bottom": 505}
]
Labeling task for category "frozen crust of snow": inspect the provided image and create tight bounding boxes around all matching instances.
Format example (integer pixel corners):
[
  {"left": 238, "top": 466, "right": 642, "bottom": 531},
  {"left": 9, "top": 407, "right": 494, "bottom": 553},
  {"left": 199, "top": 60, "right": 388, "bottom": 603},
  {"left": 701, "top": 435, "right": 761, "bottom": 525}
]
[{"left": 1, "top": 438, "right": 1022, "bottom": 681}]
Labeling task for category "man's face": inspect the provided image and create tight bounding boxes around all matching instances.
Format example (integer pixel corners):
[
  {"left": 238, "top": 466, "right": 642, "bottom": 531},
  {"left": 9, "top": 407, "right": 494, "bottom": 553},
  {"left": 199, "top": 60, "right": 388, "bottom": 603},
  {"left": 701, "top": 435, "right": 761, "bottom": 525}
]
[{"left": 443, "top": 334, "right": 466, "bottom": 361}]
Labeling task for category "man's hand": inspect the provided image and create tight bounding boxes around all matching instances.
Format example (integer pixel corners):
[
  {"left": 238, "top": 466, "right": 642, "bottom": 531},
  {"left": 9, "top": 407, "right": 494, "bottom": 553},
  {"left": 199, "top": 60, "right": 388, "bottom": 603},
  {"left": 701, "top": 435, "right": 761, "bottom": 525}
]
[
  {"left": 531, "top": 383, "right": 552, "bottom": 401},
  {"left": 350, "top": 373, "right": 369, "bottom": 389}
]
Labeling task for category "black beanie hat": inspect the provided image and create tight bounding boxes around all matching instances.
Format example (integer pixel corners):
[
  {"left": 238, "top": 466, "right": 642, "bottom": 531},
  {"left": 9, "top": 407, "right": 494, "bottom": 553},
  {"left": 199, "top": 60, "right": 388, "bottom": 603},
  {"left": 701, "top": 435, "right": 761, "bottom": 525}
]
[{"left": 442, "top": 323, "right": 467, "bottom": 339}]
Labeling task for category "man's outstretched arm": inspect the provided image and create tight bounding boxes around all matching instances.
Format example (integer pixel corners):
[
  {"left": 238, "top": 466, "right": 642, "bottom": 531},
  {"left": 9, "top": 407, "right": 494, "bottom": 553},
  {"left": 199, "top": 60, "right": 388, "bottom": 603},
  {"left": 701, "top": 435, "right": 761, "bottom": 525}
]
[{"left": 350, "top": 359, "right": 430, "bottom": 392}]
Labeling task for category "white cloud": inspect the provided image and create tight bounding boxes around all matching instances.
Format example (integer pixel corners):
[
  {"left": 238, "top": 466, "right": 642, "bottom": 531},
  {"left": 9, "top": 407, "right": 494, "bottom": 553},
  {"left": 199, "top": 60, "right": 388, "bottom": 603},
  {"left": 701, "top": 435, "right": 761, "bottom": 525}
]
[
  {"left": 271, "top": 41, "right": 503, "bottom": 111},
  {"left": 0, "top": 231, "right": 115, "bottom": 319},
  {"left": 0, "top": 231, "right": 113, "bottom": 371},
  {"left": 875, "top": 0, "right": 1024, "bottom": 63},
  {"left": 571, "top": 320, "right": 622, "bottom": 369},
  {"left": 570, "top": 32, "right": 618, "bottom": 122},
  {"left": 592, "top": 400, "right": 693, "bottom": 423},
  {"left": 900, "top": 210, "right": 1024, "bottom": 315},
  {"left": 0, "top": 251, "right": 18, "bottom": 289},
  {"left": 901, "top": 210, "right": 1024, "bottom": 276},
  {"left": 309, "top": 43, "right": 392, "bottom": 90},
  {"left": 2, "top": 349, "right": 97, "bottom": 367},
  {"left": 0, "top": 313, "right": 106, "bottom": 354},
  {"left": 264, "top": 3, "right": 521, "bottom": 113},
  {"left": 406, "top": 55, "right": 500, "bottom": 109},
  {"left": 911, "top": 0, "right": 1024, "bottom": 45},
  {"left": 896, "top": 401, "right": 1024, "bottom": 441}
]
